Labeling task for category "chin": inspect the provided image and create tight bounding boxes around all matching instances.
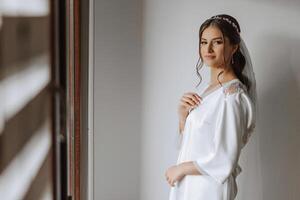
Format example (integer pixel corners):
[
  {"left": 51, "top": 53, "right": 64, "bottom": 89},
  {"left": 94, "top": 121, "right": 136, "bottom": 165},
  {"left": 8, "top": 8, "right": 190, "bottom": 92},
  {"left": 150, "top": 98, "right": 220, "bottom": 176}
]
[{"left": 204, "top": 62, "right": 219, "bottom": 68}]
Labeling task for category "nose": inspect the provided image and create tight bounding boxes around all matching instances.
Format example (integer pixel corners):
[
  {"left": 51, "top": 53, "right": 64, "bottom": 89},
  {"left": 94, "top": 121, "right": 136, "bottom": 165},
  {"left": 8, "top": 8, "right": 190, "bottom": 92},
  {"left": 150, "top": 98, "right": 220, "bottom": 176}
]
[{"left": 207, "top": 43, "right": 214, "bottom": 53}]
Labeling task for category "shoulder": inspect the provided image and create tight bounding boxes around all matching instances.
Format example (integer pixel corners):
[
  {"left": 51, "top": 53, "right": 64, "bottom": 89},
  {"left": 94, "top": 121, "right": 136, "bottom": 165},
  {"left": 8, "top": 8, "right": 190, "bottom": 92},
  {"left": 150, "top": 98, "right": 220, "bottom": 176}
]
[
  {"left": 222, "top": 80, "right": 256, "bottom": 132},
  {"left": 222, "top": 80, "right": 248, "bottom": 104},
  {"left": 223, "top": 80, "right": 247, "bottom": 96},
  {"left": 220, "top": 80, "right": 255, "bottom": 120}
]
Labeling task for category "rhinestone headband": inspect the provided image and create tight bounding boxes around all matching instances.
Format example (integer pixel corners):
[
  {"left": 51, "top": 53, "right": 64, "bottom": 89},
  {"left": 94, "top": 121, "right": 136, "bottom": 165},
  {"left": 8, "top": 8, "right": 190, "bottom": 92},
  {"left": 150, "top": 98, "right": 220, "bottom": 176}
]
[{"left": 211, "top": 16, "right": 240, "bottom": 34}]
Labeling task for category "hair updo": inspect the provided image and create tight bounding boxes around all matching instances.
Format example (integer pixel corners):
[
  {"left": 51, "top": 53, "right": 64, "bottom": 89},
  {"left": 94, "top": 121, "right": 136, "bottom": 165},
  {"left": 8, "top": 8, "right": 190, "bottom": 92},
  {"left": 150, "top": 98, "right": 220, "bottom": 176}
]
[{"left": 195, "top": 14, "right": 251, "bottom": 92}]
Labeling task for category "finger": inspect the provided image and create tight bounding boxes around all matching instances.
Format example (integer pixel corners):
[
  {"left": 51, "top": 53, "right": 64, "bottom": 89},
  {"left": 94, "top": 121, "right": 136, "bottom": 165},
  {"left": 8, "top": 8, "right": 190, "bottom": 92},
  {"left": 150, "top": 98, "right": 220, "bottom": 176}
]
[
  {"left": 184, "top": 92, "right": 202, "bottom": 102},
  {"left": 195, "top": 94, "right": 202, "bottom": 102},
  {"left": 183, "top": 93, "right": 198, "bottom": 100},
  {"left": 183, "top": 94, "right": 201, "bottom": 104},
  {"left": 187, "top": 96, "right": 200, "bottom": 105},
  {"left": 179, "top": 101, "right": 191, "bottom": 108},
  {"left": 171, "top": 181, "right": 175, "bottom": 187},
  {"left": 192, "top": 94, "right": 202, "bottom": 103},
  {"left": 181, "top": 97, "right": 195, "bottom": 106},
  {"left": 181, "top": 98, "right": 199, "bottom": 108},
  {"left": 182, "top": 96, "right": 199, "bottom": 106}
]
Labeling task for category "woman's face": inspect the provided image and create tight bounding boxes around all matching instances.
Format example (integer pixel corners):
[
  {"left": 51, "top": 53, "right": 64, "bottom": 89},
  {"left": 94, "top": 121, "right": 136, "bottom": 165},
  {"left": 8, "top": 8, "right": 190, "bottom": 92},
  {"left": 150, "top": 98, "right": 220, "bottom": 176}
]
[{"left": 200, "top": 25, "right": 237, "bottom": 68}]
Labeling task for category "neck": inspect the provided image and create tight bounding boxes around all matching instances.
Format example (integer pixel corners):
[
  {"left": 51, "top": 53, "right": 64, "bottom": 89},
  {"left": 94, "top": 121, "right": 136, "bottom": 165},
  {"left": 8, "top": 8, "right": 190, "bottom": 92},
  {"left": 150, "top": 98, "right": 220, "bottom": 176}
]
[{"left": 209, "top": 66, "right": 237, "bottom": 85}]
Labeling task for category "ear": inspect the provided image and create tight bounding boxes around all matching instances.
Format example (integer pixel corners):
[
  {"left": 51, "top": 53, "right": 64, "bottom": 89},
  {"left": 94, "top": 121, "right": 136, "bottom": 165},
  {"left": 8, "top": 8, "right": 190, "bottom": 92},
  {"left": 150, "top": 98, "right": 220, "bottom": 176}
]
[{"left": 232, "top": 44, "right": 239, "bottom": 54}]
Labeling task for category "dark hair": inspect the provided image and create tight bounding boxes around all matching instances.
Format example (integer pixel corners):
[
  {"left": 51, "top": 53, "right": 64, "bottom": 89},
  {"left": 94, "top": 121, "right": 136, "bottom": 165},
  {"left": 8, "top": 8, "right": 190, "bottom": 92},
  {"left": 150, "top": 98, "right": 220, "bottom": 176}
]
[{"left": 195, "top": 14, "right": 251, "bottom": 92}]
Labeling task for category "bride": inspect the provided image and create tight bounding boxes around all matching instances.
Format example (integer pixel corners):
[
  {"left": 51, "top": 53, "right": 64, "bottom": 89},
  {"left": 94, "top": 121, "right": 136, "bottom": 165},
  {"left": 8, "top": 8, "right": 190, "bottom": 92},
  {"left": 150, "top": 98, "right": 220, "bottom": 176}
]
[{"left": 165, "top": 14, "right": 257, "bottom": 200}]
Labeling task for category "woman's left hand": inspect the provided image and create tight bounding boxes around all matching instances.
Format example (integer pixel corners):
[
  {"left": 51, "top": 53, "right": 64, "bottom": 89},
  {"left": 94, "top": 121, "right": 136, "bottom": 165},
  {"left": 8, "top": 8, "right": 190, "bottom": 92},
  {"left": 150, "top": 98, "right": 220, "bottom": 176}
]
[{"left": 165, "top": 165, "right": 185, "bottom": 187}]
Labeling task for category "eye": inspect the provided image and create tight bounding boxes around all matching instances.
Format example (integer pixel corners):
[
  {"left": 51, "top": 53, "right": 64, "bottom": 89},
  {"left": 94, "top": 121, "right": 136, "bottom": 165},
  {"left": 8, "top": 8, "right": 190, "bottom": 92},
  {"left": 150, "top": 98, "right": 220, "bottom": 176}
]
[
  {"left": 200, "top": 41, "right": 207, "bottom": 45},
  {"left": 214, "top": 40, "right": 223, "bottom": 45}
]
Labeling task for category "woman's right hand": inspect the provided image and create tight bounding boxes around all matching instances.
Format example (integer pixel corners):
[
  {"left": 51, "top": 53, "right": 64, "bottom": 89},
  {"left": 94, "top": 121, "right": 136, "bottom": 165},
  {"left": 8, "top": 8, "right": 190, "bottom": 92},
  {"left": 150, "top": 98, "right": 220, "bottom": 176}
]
[{"left": 178, "top": 92, "right": 202, "bottom": 119}]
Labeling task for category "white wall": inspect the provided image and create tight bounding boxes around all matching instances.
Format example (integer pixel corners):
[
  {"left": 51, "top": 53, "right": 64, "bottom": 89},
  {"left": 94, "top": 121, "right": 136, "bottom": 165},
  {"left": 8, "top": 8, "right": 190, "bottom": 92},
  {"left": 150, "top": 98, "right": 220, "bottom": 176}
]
[
  {"left": 94, "top": 0, "right": 300, "bottom": 199},
  {"left": 94, "top": 0, "right": 142, "bottom": 199}
]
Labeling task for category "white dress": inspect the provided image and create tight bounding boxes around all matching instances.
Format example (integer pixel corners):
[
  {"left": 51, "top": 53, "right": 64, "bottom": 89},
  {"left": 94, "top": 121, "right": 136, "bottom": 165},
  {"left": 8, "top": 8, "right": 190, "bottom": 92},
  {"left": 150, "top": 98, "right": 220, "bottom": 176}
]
[{"left": 169, "top": 78, "right": 256, "bottom": 200}]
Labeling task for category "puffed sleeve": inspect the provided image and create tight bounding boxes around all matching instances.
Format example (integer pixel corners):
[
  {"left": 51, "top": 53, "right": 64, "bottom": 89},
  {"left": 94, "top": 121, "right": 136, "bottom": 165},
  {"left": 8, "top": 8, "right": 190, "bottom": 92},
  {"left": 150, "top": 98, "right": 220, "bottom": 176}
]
[{"left": 192, "top": 92, "right": 245, "bottom": 184}]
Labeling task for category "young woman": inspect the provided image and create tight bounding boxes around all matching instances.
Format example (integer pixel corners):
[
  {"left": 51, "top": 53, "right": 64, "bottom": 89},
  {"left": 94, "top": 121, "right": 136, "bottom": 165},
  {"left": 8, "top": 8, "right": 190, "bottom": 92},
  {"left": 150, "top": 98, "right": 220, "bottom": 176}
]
[{"left": 165, "top": 14, "right": 257, "bottom": 200}]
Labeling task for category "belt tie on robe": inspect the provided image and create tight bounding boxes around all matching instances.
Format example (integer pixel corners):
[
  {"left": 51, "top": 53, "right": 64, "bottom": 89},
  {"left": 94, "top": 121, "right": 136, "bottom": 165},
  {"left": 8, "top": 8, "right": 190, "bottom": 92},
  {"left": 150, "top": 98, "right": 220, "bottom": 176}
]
[
  {"left": 232, "top": 164, "right": 242, "bottom": 178},
  {"left": 228, "top": 164, "right": 242, "bottom": 199}
]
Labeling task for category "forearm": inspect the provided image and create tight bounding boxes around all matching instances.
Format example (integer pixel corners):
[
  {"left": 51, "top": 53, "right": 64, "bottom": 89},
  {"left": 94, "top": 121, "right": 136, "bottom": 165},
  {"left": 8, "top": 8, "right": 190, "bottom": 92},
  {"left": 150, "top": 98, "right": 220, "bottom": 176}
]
[
  {"left": 179, "top": 111, "right": 190, "bottom": 134},
  {"left": 178, "top": 161, "right": 202, "bottom": 176},
  {"left": 178, "top": 118, "right": 186, "bottom": 134}
]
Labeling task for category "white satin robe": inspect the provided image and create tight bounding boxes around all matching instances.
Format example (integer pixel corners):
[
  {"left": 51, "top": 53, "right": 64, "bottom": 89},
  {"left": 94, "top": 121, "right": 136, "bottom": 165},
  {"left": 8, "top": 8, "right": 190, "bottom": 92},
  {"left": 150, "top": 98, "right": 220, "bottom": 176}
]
[{"left": 169, "top": 79, "right": 256, "bottom": 200}]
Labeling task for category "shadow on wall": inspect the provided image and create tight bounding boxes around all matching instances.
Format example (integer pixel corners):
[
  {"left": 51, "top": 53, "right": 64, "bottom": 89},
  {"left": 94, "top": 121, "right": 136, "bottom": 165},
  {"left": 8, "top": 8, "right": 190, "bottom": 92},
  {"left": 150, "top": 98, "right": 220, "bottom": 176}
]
[{"left": 255, "top": 33, "right": 300, "bottom": 200}]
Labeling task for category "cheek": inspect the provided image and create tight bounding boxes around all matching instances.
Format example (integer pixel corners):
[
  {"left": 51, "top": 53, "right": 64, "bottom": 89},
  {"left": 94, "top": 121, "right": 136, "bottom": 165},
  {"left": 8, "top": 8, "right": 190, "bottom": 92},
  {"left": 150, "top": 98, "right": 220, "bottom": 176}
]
[
  {"left": 200, "top": 47, "right": 205, "bottom": 55},
  {"left": 215, "top": 46, "right": 224, "bottom": 54},
  {"left": 214, "top": 47, "right": 225, "bottom": 60}
]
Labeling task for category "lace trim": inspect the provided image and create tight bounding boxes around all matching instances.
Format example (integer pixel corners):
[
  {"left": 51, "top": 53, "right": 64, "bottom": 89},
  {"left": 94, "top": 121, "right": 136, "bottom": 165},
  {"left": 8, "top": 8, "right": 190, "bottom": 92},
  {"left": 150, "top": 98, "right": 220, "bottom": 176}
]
[{"left": 223, "top": 81, "right": 246, "bottom": 96}]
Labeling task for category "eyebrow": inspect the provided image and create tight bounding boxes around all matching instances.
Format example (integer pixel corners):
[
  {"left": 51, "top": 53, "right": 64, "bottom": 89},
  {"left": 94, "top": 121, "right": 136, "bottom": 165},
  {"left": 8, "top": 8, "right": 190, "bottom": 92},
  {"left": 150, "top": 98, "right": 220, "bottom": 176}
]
[{"left": 201, "top": 37, "right": 223, "bottom": 40}]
